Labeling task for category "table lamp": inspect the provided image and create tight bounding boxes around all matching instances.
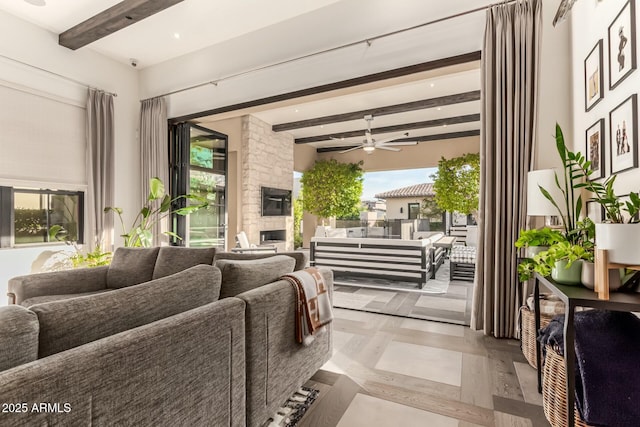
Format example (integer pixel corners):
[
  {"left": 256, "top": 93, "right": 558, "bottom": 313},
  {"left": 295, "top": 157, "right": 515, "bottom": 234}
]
[{"left": 527, "top": 169, "right": 565, "bottom": 227}]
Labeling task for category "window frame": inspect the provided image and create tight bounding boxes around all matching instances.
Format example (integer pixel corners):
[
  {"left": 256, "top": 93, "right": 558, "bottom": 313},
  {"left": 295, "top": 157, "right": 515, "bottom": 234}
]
[
  {"left": 0, "top": 186, "right": 85, "bottom": 248},
  {"left": 408, "top": 202, "right": 421, "bottom": 219}
]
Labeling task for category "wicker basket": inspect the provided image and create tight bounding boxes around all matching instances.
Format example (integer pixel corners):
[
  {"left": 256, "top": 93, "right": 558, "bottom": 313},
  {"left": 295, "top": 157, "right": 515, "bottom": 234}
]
[
  {"left": 542, "top": 346, "right": 591, "bottom": 427},
  {"left": 520, "top": 306, "right": 553, "bottom": 368}
]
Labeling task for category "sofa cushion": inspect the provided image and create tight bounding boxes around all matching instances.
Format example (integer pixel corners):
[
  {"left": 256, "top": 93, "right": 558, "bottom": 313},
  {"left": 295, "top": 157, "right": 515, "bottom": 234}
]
[
  {"left": 31, "top": 264, "right": 222, "bottom": 358},
  {"left": 106, "top": 247, "right": 160, "bottom": 289},
  {"left": 152, "top": 246, "right": 218, "bottom": 279},
  {"left": 215, "top": 251, "right": 308, "bottom": 271},
  {"left": 216, "top": 255, "right": 296, "bottom": 298},
  {"left": 21, "top": 289, "right": 113, "bottom": 308},
  {"left": 0, "top": 305, "right": 39, "bottom": 371}
]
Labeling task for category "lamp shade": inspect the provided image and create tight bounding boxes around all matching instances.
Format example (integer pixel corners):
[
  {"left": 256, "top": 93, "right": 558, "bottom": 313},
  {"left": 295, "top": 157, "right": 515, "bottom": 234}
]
[{"left": 527, "top": 169, "right": 565, "bottom": 216}]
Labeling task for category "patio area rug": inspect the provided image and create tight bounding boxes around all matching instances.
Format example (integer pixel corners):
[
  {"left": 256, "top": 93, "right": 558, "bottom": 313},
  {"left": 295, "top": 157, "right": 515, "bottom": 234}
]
[{"left": 332, "top": 260, "right": 473, "bottom": 325}]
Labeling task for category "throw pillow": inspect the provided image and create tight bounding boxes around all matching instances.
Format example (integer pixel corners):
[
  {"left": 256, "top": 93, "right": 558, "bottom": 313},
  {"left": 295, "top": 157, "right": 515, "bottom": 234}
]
[
  {"left": 0, "top": 305, "right": 39, "bottom": 371},
  {"left": 214, "top": 251, "right": 308, "bottom": 271},
  {"left": 216, "top": 255, "right": 296, "bottom": 298},
  {"left": 32, "top": 264, "right": 222, "bottom": 358},
  {"left": 152, "top": 246, "right": 218, "bottom": 279},
  {"left": 106, "top": 247, "right": 160, "bottom": 289}
]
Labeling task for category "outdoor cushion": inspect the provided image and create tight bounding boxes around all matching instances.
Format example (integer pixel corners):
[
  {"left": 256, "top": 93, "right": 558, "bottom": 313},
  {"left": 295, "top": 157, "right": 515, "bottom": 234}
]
[
  {"left": 21, "top": 289, "right": 113, "bottom": 308},
  {"left": 216, "top": 255, "right": 296, "bottom": 298},
  {"left": 152, "top": 246, "right": 217, "bottom": 279},
  {"left": 106, "top": 247, "right": 160, "bottom": 289},
  {"left": 32, "top": 264, "right": 222, "bottom": 358},
  {"left": 0, "top": 305, "right": 39, "bottom": 372},
  {"left": 450, "top": 246, "right": 477, "bottom": 264}
]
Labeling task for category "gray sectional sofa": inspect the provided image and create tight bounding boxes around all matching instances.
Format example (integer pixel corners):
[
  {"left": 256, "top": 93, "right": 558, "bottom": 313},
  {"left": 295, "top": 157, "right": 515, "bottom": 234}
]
[{"left": 1, "top": 247, "right": 332, "bottom": 427}]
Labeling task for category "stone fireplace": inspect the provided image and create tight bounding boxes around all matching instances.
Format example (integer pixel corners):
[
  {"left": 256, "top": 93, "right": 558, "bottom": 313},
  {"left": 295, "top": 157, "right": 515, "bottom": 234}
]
[{"left": 240, "top": 115, "right": 293, "bottom": 251}]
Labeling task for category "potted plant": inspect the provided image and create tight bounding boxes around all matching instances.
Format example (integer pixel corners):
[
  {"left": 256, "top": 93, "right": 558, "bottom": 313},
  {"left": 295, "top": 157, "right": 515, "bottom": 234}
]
[
  {"left": 515, "top": 227, "right": 564, "bottom": 258},
  {"left": 534, "top": 241, "right": 592, "bottom": 286},
  {"left": 105, "top": 177, "right": 208, "bottom": 247}
]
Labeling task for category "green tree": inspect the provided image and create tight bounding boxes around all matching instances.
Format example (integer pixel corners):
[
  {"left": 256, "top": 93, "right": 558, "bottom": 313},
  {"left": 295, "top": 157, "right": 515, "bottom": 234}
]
[
  {"left": 420, "top": 197, "right": 443, "bottom": 219},
  {"left": 431, "top": 153, "right": 480, "bottom": 214},
  {"left": 300, "top": 159, "right": 364, "bottom": 221},
  {"left": 293, "top": 191, "right": 304, "bottom": 249}
]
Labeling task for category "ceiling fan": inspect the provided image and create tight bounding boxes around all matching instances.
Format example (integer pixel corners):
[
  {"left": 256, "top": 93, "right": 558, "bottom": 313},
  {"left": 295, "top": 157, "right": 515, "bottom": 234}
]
[{"left": 338, "top": 115, "right": 417, "bottom": 154}]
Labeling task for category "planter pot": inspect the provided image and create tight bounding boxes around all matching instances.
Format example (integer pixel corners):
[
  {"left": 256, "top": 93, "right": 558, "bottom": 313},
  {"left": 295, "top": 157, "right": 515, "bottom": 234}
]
[
  {"left": 526, "top": 245, "right": 549, "bottom": 258},
  {"left": 595, "top": 223, "right": 640, "bottom": 265},
  {"left": 581, "top": 262, "right": 624, "bottom": 290},
  {"left": 551, "top": 260, "right": 583, "bottom": 285}
]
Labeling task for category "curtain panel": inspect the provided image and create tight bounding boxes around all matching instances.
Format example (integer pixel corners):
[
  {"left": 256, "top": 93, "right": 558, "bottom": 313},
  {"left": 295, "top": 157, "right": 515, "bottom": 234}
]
[
  {"left": 86, "top": 89, "right": 115, "bottom": 251},
  {"left": 471, "top": 0, "right": 542, "bottom": 338},
  {"left": 140, "top": 97, "right": 169, "bottom": 245}
]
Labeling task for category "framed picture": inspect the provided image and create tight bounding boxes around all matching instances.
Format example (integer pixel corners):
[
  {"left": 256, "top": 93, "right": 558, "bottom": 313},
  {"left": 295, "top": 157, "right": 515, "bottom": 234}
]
[
  {"left": 586, "top": 200, "right": 605, "bottom": 223},
  {"left": 585, "top": 40, "right": 604, "bottom": 111},
  {"left": 609, "top": 94, "right": 638, "bottom": 173},
  {"left": 586, "top": 119, "right": 605, "bottom": 179},
  {"left": 609, "top": 0, "right": 637, "bottom": 89}
]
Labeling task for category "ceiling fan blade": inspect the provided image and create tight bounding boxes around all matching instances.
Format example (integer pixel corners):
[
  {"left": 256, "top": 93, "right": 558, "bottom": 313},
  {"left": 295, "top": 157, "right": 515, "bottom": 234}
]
[
  {"left": 374, "top": 132, "right": 409, "bottom": 146},
  {"left": 376, "top": 146, "right": 401, "bottom": 152},
  {"left": 381, "top": 141, "right": 418, "bottom": 146},
  {"left": 330, "top": 136, "right": 346, "bottom": 141},
  {"left": 338, "top": 145, "right": 363, "bottom": 154}
]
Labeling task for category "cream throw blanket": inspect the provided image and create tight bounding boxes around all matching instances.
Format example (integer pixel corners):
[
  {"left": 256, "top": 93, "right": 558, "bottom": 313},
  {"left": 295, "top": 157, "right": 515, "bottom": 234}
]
[{"left": 282, "top": 268, "right": 333, "bottom": 346}]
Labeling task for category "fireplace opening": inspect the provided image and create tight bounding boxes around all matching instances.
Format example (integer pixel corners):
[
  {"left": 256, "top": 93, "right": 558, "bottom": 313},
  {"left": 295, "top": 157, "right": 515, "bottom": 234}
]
[{"left": 260, "top": 229, "right": 286, "bottom": 243}]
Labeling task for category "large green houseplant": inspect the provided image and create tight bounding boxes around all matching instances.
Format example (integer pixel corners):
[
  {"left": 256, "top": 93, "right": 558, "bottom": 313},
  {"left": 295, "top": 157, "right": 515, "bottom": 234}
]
[{"left": 105, "top": 177, "right": 208, "bottom": 247}]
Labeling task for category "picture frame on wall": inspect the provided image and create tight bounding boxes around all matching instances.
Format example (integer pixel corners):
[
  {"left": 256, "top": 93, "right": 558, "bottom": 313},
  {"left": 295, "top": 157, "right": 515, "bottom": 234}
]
[
  {"left": 584, "top": 40, "right": 604, "bottom": 111},
  {"left": 586, "top": 118, "right": 605, "bottom": 179},
  {"left": 586, "top": 201, "right": 605, "bottom": 223},
  {"left": 609, "top": 0, "right": 637, "bottom": 89},
  {"left": 609, "top": 94, "right": 638, "bottom": 174}
]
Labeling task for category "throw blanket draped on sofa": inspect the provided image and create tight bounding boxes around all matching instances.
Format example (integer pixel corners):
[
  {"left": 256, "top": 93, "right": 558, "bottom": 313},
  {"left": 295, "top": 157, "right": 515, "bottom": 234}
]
[
  {"left": 538, "top": 310, "right": 640, "bottom": 426},
  {"left": 282, "top": 268, "right": 333, "bottom": 346}
]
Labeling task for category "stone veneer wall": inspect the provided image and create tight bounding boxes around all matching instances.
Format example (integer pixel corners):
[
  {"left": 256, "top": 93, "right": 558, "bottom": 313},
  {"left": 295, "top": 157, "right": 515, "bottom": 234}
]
[{"left": 241, "top": 115, "right": 294, "bottom": 251}]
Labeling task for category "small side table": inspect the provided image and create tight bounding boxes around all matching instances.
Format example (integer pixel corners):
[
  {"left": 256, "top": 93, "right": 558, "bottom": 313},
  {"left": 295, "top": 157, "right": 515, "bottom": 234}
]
[
  {"left": 434, "top": 236, "right": 457, "bottom": 257},
  {"left": 533, "top": 273, "right": 640, "bottom": 426}
]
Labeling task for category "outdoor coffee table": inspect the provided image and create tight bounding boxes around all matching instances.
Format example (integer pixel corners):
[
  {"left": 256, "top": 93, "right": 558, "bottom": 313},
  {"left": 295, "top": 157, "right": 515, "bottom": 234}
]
[{"left": 434, "top": 236, "right": 457, "bottom": 256}]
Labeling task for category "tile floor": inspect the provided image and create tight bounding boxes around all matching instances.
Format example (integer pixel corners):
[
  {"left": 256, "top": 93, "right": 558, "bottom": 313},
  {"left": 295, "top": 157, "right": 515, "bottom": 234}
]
[{"left": 299, "top": 308, "right": 548, "bottom": 427}]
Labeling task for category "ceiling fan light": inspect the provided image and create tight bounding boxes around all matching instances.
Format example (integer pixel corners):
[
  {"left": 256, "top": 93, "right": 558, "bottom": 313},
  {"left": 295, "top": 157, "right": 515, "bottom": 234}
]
[{"left": 363, "top": 146, "right": 375, "bottom": 153}]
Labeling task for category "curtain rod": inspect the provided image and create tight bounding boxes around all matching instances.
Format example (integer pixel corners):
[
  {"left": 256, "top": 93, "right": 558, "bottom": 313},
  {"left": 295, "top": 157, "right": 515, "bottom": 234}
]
[
  {"left": 0, "top": 53, "right": 118, "bottom": 97},
  {"left": 144, "top": 0, "right": 516, "bottom": 101}
]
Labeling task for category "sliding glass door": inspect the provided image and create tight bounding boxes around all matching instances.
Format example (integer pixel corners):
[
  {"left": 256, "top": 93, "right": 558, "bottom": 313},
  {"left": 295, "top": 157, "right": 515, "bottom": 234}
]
[{"left": 170, "top": 123, "right": 227, "bottom": 249}]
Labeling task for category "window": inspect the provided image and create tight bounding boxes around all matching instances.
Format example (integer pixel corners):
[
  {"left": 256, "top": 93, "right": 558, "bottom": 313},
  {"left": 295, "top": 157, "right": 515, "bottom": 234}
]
[
  {"left": 408, "top": 202, "right": 421, "bottom": 219},
  {"left": 0, "top": 187, "right": 84, "bottom": 247}
]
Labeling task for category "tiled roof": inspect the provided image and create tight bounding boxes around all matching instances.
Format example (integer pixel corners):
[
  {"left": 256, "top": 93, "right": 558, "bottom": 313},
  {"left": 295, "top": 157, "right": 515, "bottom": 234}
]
[{"left": 375, "top": 183, "right": 434, "bottom": 199}]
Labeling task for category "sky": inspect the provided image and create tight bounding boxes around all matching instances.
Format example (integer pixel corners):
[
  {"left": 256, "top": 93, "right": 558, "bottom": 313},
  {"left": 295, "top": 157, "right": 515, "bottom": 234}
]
[{"left": 294, "top": 167, "right": 437, "bottom": 200}]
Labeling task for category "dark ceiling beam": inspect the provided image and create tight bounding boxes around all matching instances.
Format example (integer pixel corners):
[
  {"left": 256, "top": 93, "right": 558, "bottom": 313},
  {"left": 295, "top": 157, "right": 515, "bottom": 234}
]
[
  {"left": 272, "top": 90, "right": 480, "bottom": 132},
  {"left": 59, "top": 0, "right": 184, "bottom": 50},
  {"left": 169, "top": 51, "right": 481, "bottom": 123},
  {"left": 315, "top": 130, "right": 480, "bottom": 153},
  {"left": 295, "top": 114, "right": 480, "bottom": 144}
]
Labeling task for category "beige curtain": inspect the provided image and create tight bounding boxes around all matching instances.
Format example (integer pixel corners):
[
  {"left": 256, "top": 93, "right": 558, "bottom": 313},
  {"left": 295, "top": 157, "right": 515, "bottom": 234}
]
[
  {"left": 140, "top": 96, "right": 169, "bottom": 245},
  {"left": 86, "top": 89, "right": 115, "bottom": 250},
  {"left": 471, "top": 0, "right": 542, "bottom": 338}
]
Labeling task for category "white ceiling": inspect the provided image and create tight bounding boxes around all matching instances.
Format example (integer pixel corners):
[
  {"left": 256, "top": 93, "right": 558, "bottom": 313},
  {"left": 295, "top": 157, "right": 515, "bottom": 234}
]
[{"left": 0, "top": 0, "right": 488, "bottom": 153}]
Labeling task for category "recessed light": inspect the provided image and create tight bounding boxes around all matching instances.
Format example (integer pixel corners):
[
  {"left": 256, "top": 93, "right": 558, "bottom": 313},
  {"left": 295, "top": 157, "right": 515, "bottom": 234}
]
[
  {"left": 24, "top": 0, "right": 46, "bottom": 5},
  {"left": 294, "top": 109, "right": 299, "bottom": 113},
  {"left": 430, "top": 83, "right": 435, "bottom": 88},
  {"left": 173, "top": 32, "right": 180, "bottom": 39},
  {"left": 443, "top": 124, "right": 447, "bottom": 127},
  {"left": 437, "top": 107, "right": 441, "bottom": 111}
]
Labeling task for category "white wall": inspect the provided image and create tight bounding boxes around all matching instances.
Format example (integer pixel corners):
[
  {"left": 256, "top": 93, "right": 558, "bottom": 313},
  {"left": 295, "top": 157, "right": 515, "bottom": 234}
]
[
  {"left": 385, "top": 197, "right": 424, "bottom": 220},
  {"left": 570, "top": 0, "right": 640, "bottom": 195},
  {"left": 535, "top": 0, "right": 573, "bottom": 170},
  {"left": 0, "top": 11, "right": 140, "bottom": 304}
]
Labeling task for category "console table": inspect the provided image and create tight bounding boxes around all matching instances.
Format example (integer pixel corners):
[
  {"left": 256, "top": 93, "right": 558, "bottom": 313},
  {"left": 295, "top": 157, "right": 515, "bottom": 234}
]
[{"left": 533, "top": 273, "right": 640, "bottom": 426}]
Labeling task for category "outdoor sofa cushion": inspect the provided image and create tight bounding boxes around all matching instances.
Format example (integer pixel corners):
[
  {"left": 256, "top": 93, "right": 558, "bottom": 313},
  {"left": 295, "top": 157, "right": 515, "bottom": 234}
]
[
  {"left": 215, "top": 255, "right": 296, "bottom": 298},
  {"left": 0, "top": 305, "right": 39, "bottom": 371},
  {"left": 31, "top": 264, "right": 222, "bottom": 357}
]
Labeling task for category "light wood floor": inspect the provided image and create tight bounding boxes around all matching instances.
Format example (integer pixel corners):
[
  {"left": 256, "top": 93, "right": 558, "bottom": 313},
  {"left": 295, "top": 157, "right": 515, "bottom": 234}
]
[{"left": 300, "top": 308, "right": 548, "bottom": 427}]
